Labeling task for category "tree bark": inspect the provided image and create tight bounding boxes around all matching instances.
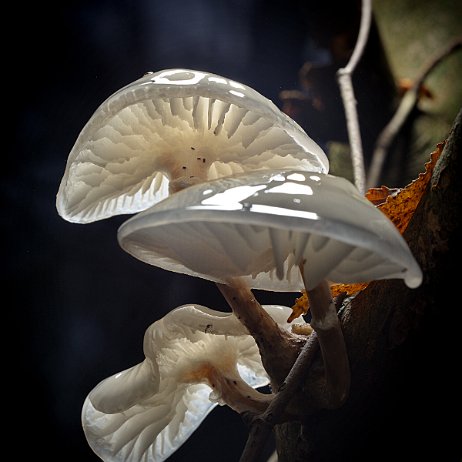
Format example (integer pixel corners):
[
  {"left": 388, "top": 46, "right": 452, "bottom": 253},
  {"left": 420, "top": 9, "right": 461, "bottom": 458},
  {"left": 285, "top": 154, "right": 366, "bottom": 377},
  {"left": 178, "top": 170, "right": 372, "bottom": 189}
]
[{"left": 275, "top": 108, "right": 462, "bottom": 461}]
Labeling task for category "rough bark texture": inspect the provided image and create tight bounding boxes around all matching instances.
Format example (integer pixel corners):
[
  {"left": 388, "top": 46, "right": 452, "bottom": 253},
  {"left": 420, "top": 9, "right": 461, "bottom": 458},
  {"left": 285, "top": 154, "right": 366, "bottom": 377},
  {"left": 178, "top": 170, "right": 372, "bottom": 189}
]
[{"left": 275, "top": 108, "right": 462, "bottom": 461}]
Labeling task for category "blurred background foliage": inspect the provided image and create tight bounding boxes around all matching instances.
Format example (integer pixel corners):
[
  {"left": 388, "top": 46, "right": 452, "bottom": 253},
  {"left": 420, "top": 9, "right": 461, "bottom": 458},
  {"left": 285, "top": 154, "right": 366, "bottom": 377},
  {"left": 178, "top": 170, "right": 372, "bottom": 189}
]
[
  {"left": 280, "top": 0, "right": 462, "bottom": 187},
  {"left": 373, "top": 0, "right": 462, "bottom": 185}
]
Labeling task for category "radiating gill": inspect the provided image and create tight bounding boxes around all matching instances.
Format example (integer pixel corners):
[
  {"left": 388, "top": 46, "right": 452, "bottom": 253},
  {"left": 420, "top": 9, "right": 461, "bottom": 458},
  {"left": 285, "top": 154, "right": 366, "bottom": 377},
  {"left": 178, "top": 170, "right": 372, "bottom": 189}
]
[
  {"left": 207, "top": 98, "right": 216, "bottom": 131},
  {"left": 269, "top": 228, "right": 289, "bottom": 280},
  {"left": 294, "top": 233, "right": 310, "bottom": 264},
  {"left": 224, "top": 106, "right": 248, "bottom": 139},
  {"left": 311, "top": 234, "right": 330, "bottom": 252},
  {"left": 213, "top": 101, "right": 231, "bottom": 136},
  {"left": 192, "top": 96, "right": 208, "bottom": 131}
]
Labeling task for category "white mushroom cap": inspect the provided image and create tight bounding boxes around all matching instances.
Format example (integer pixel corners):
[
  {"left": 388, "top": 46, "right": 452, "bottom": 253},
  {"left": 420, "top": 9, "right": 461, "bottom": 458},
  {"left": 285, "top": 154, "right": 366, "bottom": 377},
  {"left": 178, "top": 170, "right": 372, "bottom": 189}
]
[
  {"left": 57, "top": 68, "right": 328, "bottom": 223},
  {"left": 118, "top": 170, "right": 423, "bottom": 291},
  {"left": 82, "top": 304, "right": 301, "bottom": 462}
]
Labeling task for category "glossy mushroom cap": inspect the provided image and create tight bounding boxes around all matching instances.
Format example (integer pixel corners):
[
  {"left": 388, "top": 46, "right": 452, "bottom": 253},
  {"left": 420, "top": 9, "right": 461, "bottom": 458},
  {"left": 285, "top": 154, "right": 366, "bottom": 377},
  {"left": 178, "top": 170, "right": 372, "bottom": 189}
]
[
  {"left": 83, "top": 304, "right": 302, "bottom": 462},
  {"left": 57, "top": 68, "right": 328, "bottom": 223},
  {"left": 118, "top": 170, "right": 423, "bottom": 291}
]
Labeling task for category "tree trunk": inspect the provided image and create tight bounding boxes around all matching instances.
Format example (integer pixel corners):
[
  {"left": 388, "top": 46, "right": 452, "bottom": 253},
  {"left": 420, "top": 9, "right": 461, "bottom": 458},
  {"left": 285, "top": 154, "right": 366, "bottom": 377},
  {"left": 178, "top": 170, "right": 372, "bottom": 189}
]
[{"left": 275, "top": 108, "right": 462, "bottom": 461}]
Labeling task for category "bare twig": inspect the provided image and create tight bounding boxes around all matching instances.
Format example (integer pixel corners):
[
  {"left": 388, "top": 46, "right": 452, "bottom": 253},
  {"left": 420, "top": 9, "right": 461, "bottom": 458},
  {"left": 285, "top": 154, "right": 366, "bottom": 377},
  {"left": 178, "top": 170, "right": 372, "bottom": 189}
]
[
  {"left": 239, "top": 332, "right": 320, "bottom": 462},
  {"left": 367, "top": 36, "right": 462, "bottom": 189},
  {"left": 336, "top": 0, "right": 372, "bottom": 195}
]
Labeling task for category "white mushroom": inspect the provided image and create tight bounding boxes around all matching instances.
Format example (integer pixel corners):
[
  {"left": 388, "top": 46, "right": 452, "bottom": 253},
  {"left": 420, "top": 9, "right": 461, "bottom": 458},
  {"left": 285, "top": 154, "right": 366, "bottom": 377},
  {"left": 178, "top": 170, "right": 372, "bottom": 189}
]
[
  {"left": 118, "top": 169, "right": 423, "bottom": 291},
  {"left": 117, "top": 169, "right": 423, "bottom": 406},
  {"left": 57, "top": 69, "right": 328, "bottom": 223},
  {"left": 83, "top": 304, "right": 304, "bottom": 462}
]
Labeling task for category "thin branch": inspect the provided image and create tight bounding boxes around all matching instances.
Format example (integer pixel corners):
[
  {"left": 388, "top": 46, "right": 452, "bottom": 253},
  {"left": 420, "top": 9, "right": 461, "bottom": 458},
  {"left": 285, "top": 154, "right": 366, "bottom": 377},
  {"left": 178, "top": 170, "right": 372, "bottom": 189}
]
[
  {"left": 366, "top": 35, "right": 462, "bottom": 189},
  {"left": 341, "top": 0, "right": 373, "bottom": 75},
  {"left": 239, "top": 333, "right": 320, "bottom": 462},
  {"left": 336, "top": 0, "right": 372, "bottom": 195}
]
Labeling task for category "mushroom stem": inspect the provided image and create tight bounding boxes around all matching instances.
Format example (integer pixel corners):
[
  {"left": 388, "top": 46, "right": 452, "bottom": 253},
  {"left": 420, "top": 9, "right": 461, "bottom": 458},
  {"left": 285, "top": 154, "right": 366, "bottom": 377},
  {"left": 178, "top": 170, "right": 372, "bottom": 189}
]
[
  {"left": 216, "top": 278, "right": 303, "bottom": 386},
  {"left": 206, "top": 366, "right": 273, "bottom": 415},
  {"left": 303, "top": 276, "right": 350, "bottom": 408},
  {"left": 168, "top": 166, "right": 208, "bottom": 194},
  {"left": 238, "top": 332, "right": 320, "bottom": 462}
]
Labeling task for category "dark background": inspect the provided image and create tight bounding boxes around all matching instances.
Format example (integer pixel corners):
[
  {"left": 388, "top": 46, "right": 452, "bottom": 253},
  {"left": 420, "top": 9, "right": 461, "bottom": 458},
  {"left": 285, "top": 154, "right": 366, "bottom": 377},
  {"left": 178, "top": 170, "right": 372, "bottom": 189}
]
[
  {"left": 10, "top": 2, "right": 337, "bottom": 460},
  {"left": 7, "top": 1, "right": 458, "bottom": 461}
]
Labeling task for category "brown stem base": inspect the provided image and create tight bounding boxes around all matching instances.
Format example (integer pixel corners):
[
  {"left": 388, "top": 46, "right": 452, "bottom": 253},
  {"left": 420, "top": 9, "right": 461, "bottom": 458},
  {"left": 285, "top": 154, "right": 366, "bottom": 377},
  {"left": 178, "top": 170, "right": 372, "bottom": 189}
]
[
  {"left": 206, "top": 366, "right": 273, "bottom": 415},
  {"left": 216, "top": 278, "right": 303, "bottom": 386}
]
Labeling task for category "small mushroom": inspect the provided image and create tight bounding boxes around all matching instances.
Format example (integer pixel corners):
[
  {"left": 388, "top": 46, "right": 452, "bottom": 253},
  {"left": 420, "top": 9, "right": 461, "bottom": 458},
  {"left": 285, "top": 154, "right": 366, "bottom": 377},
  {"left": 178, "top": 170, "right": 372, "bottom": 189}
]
[
  {"left": 83, "top": 303, "right": 304, "bottom": 462},
  {"left": 57, "top": 68, "right": 328, "bottom": 223},
  {"left": 117, "top": 169, "right": 423, "bottom": 406}
]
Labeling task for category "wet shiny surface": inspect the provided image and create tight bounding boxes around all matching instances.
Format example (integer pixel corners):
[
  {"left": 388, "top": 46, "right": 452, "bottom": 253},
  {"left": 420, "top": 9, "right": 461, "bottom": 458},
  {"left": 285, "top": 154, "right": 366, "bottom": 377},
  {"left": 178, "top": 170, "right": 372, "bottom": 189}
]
[
  {"left": 119, "top": 170, "right": 423, "bottom": 291},
  {"left": 57, "top": 69, "right": 329, "bottom": 224}
]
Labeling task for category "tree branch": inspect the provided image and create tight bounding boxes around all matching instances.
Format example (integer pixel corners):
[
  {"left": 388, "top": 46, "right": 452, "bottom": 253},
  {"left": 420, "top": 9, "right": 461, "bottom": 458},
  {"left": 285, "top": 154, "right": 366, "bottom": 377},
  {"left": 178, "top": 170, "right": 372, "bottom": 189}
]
[
  {"left": 366, "top": 35, "right": 462, "bottom": 189},
  {"left": 238, "top": 280, "right": 349, "bottom": 462},
  {"left": 274, "top": 108, "right": 462, "bottom": 461},
  {"left": 336, "top": 0, "right": 372, "bottom": 195},
  {"left": 239, "top": 333, "right": 319, "bottom": 462}
]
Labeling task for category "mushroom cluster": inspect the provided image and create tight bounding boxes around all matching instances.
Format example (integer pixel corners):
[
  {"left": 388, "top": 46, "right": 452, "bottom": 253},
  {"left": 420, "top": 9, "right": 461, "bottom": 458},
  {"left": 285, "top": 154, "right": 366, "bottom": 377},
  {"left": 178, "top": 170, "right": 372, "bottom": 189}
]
[{"left": 56, "top": 68, "right": 422, "bottom": 462}]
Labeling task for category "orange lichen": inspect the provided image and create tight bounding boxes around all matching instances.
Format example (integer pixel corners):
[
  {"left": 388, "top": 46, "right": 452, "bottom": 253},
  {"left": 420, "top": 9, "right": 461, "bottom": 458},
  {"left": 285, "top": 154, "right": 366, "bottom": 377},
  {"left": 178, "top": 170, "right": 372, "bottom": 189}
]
[{"left": 288, "top": 143, "right": 444, "bottom": 322}]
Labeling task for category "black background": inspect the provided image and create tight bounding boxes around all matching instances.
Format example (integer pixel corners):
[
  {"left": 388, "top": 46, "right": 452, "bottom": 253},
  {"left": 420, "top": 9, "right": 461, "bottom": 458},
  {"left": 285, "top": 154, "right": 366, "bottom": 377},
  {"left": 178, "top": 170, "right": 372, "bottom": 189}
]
[{"left": 9, "top": 2, "right": 326, "bottom": 460}]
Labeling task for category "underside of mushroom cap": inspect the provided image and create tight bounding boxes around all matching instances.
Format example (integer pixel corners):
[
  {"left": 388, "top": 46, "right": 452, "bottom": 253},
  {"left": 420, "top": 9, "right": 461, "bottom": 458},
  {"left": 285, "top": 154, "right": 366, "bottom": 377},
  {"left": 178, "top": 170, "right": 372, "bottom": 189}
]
[
  {"left": 82, "top": 304, "right": 297, "bottom": 462},
  {"left": 118, "top": 169, "right": 423, "bottom": 291},
  {"left": 57, "top": 68, "right": 328, "bottom": 223}
]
